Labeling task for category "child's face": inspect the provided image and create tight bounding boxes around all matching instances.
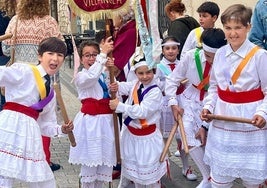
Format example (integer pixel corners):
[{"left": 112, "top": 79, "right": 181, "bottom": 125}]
[
  {"left": 203, "top": 50, "right": 215, "bottom": 65},
  {"left": 81, "top": 46, "right": 99, "bottom": 69},
  {"left": 38, "top": 51, "right": 65, "bottom": 75},
  {"left": 162, "top": 44, "right": 179, "bottom": 62},
  {"left": 198, "top": 12, "right": 217, "bottom": 29},
  {"left": 223, "top": 20, "right": 250, "bottom": 51},
  {"left": 135, "top": 65, "right": 154, "bottom": 85}
]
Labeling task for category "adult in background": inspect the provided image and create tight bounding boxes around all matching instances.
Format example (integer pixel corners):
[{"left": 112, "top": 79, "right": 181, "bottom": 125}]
[
  {"left": 249, "top": 0, "right": 267, "bottom": 49},
  {"left": 2, "top": 0, "right": 63, "bottom": 172},
  {"left": 164, "top": 0, "right": 199, "bottom": 60},
  {"left": 112, "top": 7, "right": 138, "bottom": 82},
  {"left": 2, "top": 0, "right": 62, "bottom": 64}
]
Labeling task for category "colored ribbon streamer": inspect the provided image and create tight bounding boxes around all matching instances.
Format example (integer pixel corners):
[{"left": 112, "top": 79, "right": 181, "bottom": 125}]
[
  {"left": 148, "top": 0, "right": 162, "bottom": 65},
  {"left": 136, "top": 0, "right": 154, "bottom": 69},
  {"left": 30, "top": 88, "right": 55, "bottom": 111}
]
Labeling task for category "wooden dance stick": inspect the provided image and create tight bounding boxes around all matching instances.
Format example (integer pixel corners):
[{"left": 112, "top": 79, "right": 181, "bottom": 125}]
[
  {"left": 180, "top": 78, "right": 188, "bottom": 85},
  {"left": 0, "top": 33, "right": 12, "bottom": 42},
  {"left": 105, "top": 19, "right": 121, "bottom": 164},
  {"left": 53, "top": 82, "right": 76, "bottom": 147},
  {"left": 160, "top": 114, "right": 189, "bottom": 162},
  {"left": 177, "top": 114, "right": 189, "bottom": 154},
  {"left": 205, "top": 114, "right": 253, "bottom": 124},
  {"left": 160, "top": 120, "right": 178, "bottom": 162},
  {"left": 109, "top": 65, "right": 121, "bottom": 164}
]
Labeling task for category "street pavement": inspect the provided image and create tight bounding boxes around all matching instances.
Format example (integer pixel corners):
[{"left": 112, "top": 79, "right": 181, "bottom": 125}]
[{"left": 13, "top": 60, "right": 245, "bottom": 188}]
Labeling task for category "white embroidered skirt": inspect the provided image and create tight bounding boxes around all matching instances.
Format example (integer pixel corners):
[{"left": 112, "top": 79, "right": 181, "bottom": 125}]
[
  {"left": 0, "top": 110, "right": 54, "bottom": 182},
  {"left": 204, "top": 98, "right": 267, "bottom": 180},
  {"left": 120, "top": 127, "right": 167, "bottom": 185},
  {"left": 69, "top": 111, "right": 116, "bottom": 167}
]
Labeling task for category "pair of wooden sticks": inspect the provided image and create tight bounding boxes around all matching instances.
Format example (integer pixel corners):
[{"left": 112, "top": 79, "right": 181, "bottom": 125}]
[{"left": 159, "top": 114, "right": 253, "bottom": 162}]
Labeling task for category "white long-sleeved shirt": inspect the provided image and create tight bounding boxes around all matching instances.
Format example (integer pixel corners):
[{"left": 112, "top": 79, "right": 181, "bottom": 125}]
[
  {"left": 116, "top": 79, "right": 163, "bottom": 129},
  {"left": 180, "top": 27, "right": 204, "bottom": 60},
  {"left": 0, "top": 63, "right": 64, "bottom": 137},
  {"left": 74, "top": 54, "right": 109, "bottom": 101},
  {"left": 165, "top": 48, "right": 207, "bottom": 106},
  {"left": 203, "top": 39, "right": 267, "bottom": 120}
]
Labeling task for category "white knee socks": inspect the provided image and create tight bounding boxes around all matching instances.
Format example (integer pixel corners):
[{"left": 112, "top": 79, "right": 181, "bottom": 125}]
[{"left": 189, "top": 146, "right": 210, "bottom": 182}]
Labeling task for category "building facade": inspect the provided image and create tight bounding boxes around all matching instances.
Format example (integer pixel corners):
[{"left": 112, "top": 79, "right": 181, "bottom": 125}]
[{"left": 56, "top": 0, "right": 258, "bottom": 36}]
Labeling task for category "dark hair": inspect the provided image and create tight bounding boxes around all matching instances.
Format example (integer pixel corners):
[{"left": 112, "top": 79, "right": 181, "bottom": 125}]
[
  {"left": 78, "top": 40, "right": 100, "bottom": 58},
  {"left": 161, "top": 36, "right": 180, "bottom": 60},
  {"left": 201, "top": 28, "right": 227, "bottom": 49},
  {"left": 221, "top": 4, "right": 252, "bottom": 26},
  {"left": 133, "top": 57, "right": 146, "bottom": 66},
  {"left": 161, "top": 36, "right": 180, "bottom": 49},
  {"left": 38, "top": 37, "right": 67, "bottom": 57},
  {"left": 197, "top": 1, "right": 220, "bottom": 17},
  {"left": 133, "top": 57, "right": 156, "bottom": 73},
  {"left": 95, "top": 30, "right": 106, "bottom": 44}
]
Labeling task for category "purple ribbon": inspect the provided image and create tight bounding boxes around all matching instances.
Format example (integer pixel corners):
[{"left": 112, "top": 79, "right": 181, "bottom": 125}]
[
  {"left": 30, "top": 88, "right": 54, "bottom": 111},
  {"left": 124, "top": 84, "right": 158, "bottom": 125}
]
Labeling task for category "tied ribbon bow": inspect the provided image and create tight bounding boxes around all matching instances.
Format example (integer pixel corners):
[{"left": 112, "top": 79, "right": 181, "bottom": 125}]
[{"left": 168, "top": 63, "right": 175, "bottom": 71}]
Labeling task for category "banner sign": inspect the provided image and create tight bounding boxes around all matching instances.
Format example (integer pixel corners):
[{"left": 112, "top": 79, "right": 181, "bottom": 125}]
[{"left": 68, "top": 0, "right": 129, "bottom": 21}]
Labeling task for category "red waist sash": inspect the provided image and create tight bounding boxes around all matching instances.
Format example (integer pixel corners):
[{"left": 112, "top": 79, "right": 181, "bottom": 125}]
[
  {"left": 127, "top": 124, "right": 156, "bottom": 136},
  {"left": 3, "top": 102, "right": 39, "bottom": 120},
  {"left": 217, "top": 87, "right": 264, "bottom": 103},
  {"left": 81, "top": 98, "right": 113, "bottom": 115}
]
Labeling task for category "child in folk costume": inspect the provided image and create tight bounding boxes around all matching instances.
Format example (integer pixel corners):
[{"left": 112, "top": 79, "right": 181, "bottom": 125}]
[
  {"left": 165, "top": 28, "right": 227, "bottom": 188},
  {"left": 68, "top": 37, "right": 116, "bottom": 188},
  {"left": 180, "top": 1, "right": 220, "bottom": 60},
  {"left": 109, "top": 58, "right": 167, "bottom": 188},
  {"left": 201, "top": 4, "right": 267, "bottom": 188},
  {"left": 0, "top": 37, "right": 73, "bottom": 188},
  {"left": 155, "top": 36, "right": 197, "bottom": 181}
]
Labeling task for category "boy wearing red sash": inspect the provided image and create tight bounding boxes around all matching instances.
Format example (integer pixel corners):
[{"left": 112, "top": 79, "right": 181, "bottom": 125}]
[
  {"left": 201, "top": 4, "right": 267, "bottom": 188},
  {"left": 68, "top": 37, "right": 116, "bottom": 188},
  {"left": 109, "top": 59, "right": 167, "bottom": 188},
  {"left": 165, "top": 28, "right": 226, "bottom": 188},
  {"left": 0, "top": 37, "right": 73, "bottom": 187}
]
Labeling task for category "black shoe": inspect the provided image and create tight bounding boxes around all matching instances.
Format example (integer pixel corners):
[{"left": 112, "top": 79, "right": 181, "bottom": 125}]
[
  {"left": 50, "top": 162, "right": 60, "bottom": 171},
  {"left": 113, "top": 164, "right": 121, "bottom": 171}
]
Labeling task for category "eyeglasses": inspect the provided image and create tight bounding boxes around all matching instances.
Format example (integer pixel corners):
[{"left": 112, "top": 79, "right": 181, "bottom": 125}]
[{"left": 82, "top": 53, "right": 98, "bottom": 58}]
